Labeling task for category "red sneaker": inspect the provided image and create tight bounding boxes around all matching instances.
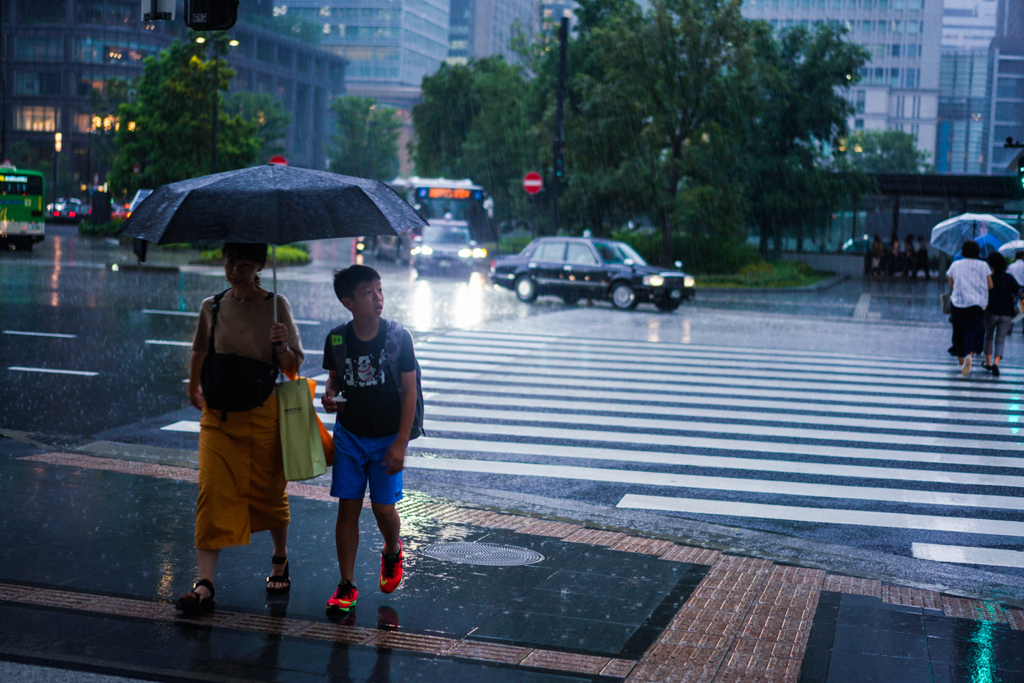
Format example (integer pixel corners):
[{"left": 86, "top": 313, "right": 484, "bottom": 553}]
[
  {"left": 379, "top": 539, "right": 403, "bottom": 594},
  {"left": 326, "top": 580, "right": 358, "bottom": 613}
]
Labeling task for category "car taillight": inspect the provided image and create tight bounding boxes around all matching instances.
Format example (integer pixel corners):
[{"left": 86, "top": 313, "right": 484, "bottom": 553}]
[{"left": 490, "top": 259, "right": 495, "bottom": 270}]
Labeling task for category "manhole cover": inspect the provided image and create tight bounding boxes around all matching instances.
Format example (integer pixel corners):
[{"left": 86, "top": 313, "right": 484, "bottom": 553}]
[{"left": 420, "top": 542, "right": 544, "bottom": 566}]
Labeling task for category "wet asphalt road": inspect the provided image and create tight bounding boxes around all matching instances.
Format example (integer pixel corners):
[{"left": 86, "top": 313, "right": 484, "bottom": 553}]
[{"left": 6, "top": 225, "right": 1021, "bottom": 583}]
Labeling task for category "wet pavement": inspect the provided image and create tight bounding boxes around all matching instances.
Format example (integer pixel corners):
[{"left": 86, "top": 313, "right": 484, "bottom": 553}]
[{"left": 1, "top": 437, "right": 1022, "bottom": 683}]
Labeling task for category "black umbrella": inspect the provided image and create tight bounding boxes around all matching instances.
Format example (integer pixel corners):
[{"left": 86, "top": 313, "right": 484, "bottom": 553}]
[{"left": 116, "top": 163, "right": 428, "bottom": 320}]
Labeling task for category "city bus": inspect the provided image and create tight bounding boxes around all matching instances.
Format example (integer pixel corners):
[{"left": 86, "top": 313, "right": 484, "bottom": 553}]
[
  {"left": 362, "top": 177, "right": 493, "bottom": 263},
  {"left": 0, "top": 163, "right": 45, "bottom": 251}
]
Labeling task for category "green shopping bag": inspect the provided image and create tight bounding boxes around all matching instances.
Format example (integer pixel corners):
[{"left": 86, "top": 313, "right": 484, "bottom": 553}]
[{"left": 278, "top": 377, "right": 328, "bottom": 482}]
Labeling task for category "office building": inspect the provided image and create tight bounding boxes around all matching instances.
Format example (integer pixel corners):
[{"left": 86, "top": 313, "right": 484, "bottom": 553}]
[
  {"left": 984, "top": 0, "right": 1024, "bottom": 174},
  {"left": 2, "top": 0, "right": 346, "bottom": 202},
  {"left": 278, "top": 0, "right": 450, "bottom": 110},
  {"left": 740, "top": 0, "right": 943, "bottom": 165},
  {"left": 540, "top": 0, "right": 575, "bottom": 33},
  {"left": 447, "top": 0, "right": 538, "bottom": 65}
]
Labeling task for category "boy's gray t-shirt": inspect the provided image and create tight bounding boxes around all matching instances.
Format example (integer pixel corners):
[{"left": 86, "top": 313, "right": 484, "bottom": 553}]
[{"left": 323, "top": 321, "right": 415, "bottom": 438}]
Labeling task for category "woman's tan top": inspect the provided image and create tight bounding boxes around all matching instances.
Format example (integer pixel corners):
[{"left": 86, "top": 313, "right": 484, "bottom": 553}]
[{"left": 192, "top": 292, "right": 305, "bottom": 368}]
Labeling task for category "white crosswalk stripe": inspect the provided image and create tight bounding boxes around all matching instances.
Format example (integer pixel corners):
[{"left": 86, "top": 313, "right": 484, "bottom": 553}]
[{"left": 161, "top": 327, "right": 1024, "bottom": 569}]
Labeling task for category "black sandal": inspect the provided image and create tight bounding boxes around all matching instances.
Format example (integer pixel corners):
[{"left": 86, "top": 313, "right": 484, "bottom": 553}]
[
  {"left": 177, "top": 579, "right": 215, "bottom": 614},
  {"left": 266, "top": 556, "right": 290, "bottom": 596}
]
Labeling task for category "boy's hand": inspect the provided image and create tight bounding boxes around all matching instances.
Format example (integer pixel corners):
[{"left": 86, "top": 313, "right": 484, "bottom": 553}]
[
  {"left": 382, "top": 441, "right": 406, "bottom": 475},
  {"left": 321, "top": 389, "right": 344, "bottom": 413}
]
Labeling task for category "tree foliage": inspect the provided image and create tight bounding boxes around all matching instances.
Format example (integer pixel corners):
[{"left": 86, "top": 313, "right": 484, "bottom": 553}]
[
  {"left": 328, "top": 97, "right": 401, "bottom": 180},
  {"left": 222, "top": 91, "right": 292, "bottom": 163},
  {"left": 842, "top": 129, "right": 930, "bottom": 174},
  {"left": 107, "top": 34, "right": 260, "bottom": 197}
]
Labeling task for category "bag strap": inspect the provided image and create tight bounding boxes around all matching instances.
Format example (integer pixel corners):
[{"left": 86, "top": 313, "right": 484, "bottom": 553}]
[
  {"left": 207, "top": 289, "right": 230, "bottom": 354},
  {"left": 383, "top": 319, "right": 404, "bottom": 396}
]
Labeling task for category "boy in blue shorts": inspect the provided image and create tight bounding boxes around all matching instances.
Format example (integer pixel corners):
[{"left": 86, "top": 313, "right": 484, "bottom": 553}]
[{"left": 321, "top": 265, "right": 418, "bottom": 615}]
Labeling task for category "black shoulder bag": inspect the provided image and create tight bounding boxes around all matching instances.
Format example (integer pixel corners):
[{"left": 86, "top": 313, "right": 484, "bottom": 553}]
[{"left": 199, "top": 290, "right": 280, "bottom": 420}]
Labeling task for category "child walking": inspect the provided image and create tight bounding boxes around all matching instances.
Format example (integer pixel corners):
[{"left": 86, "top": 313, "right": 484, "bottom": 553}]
[{"left": 321, "top": 265, "right": 419, "bottom": 615}]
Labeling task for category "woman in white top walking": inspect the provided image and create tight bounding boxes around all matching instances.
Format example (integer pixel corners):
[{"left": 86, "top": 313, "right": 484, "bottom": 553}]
[{"left": 946, "top": 239, "right": 993, "bottom": 375}]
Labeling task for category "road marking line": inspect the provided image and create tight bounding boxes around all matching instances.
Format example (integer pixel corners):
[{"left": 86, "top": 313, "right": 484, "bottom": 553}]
[
  {"left": 427, "top": 406, "right": 1024, "bottom": 452},
  {"left": 293, "top": 319, "right": 320, "bottom": 325},
  {"left": 411, "top": 436, "right": 1024, "bottom": 488},
  {"left": 2, "top": 330, "right": 77, "bottom": 339},
  {"left": 853, "top": 293, "right": 872, "bottom": 321},
  {"left": 145, "top": 340, "right": 192, "bottom": 347},
  {"left": 416, "top": 362, "right": 1015, "bottom": 402},
  {"left": 161, "top": 421, "right": 200, "bottom": 433},
  {"left": 911, "top": 543, "right": 1024, "bottom": 568},
  {"left": 421, "top": 381, "right": 1019, "bottom": 423},
  {"left": 143, "top": 309, "right": 197, "bottom": 317},
  {"left": 423, "top": 419, "right": 1024, "bottom": 468},
  {"left": 7, "top": 366, "right": 98, "bottom": 376},
  {"left": 401, "top": 456, "right": 1024, "bottom": 511},
  {"left": 615, "top": 494, "right": 1024, "bottom": 537},
  {"left": 417, "top": 357, "right": 1014, "bottom": 393},
  {"left": 429, "top": 393, "right": 1024, "bottom": 436}
]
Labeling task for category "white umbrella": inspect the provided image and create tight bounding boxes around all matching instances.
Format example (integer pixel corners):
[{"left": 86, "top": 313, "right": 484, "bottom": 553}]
[
  {"left": 930, "top": 213, "right": 1019, "bottom": 255},
  {"left": 997, "top": 239, "right": 1024, "bottom": 258}
]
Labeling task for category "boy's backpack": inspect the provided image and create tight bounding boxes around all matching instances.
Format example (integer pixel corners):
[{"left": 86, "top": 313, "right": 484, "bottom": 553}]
[{"left": 329, "top": 318, "right": 424, "bottom": 440}]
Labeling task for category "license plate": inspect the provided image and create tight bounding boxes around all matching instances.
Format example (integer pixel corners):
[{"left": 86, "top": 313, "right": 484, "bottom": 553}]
[
  {"left": 670, "top": 290, "right": 682, "bottom": 299},
  {"left": 439, "top": 260, "right": 451, "bottom": 268}
]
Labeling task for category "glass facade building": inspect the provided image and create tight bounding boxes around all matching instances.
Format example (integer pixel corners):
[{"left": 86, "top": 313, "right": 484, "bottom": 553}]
[
  {"left": 277, "top": 0, "right": 449, "bottom": 108},
  {"left": 740, "top": 0, "right": 943, "bottom": 164},
  {"left": 447, "top": 0, "right": 537, "bottom": 66},
  {"left": 984, "top": 0, "right": 1024, "bottom": 175}
]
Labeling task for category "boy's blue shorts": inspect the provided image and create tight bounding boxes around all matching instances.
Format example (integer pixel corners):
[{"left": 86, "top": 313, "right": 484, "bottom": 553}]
[{"left": 330, "top": 423, "right": 403, "bottom": 505}]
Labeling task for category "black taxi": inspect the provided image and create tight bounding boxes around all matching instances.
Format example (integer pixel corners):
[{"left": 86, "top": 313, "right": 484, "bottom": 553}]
[{"left": 490, "top": 237, "right": 695, "bottom": 311}]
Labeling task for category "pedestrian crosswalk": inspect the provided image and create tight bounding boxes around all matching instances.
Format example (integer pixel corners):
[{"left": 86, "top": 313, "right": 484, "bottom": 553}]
[{"left": 161, "top": 327, "right": 1024, "bottom": 569}]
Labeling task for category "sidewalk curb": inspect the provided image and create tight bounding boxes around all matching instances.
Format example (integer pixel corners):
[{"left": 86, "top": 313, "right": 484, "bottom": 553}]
[{"left": 696, "top": 274, "right": 849, "bottom": 294}]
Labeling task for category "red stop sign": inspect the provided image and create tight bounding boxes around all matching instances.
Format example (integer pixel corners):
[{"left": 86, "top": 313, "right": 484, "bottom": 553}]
[{"left": 523, "top": 172, "right": 543, "bottom": 195}]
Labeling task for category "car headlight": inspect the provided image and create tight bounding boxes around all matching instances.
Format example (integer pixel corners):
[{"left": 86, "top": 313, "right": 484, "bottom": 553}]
[
  {"left": 643, "top": 275, "right": 665, "bottom": 287},
  {"left": 684, "top": 275, "right": 695, "bottom": 287},
  {"left": 410, "top": 246, "right": 421, "bottom": 255},
  {"left": 472, "top": 248, "right": 487, "bottom": 258},
  {"left": 420, "top": 246, "right": 433, "bottom": 255},
  {"left": 458, "top": 248, "right": 472, "bottom": 258}
]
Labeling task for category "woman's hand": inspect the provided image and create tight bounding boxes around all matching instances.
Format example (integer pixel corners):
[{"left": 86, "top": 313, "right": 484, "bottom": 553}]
[
  {"left": 269, "top": 322, "right": 289, "bottom": 349},
  {"left": 189, "top": 385, "right": 205, "bottom": 410}
]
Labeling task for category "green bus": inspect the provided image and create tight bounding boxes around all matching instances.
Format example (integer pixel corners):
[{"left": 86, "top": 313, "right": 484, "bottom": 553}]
[{"left": 0, "top": 164, "right": 45, "bottom": 251}]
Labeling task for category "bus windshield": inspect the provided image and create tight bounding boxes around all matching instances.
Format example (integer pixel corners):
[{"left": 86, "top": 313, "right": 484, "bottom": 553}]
[{"left": 594, "top": 240, "right": 647, "bottom": 266}]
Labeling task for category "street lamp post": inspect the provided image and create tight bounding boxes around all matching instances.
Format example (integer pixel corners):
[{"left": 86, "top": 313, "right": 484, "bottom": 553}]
[
  {"left": 53, "top": 132, "right": 62, "bottom": 207},
  {"left": 197, "top": 35, "right": 237, "bottom": 175}
]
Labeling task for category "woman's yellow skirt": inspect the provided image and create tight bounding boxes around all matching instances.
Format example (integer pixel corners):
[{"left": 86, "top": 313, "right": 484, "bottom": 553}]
[{"left": 195, "top": 396, "right": 290, "bottom": 550}]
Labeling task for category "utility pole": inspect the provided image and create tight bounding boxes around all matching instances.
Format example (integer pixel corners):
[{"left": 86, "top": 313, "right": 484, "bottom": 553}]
[
  {"left": 550, "top": 16, "right": 568, "bottom": 235},
  {"left": 211, "top": 41, "right": 220, "bottom": 174}
]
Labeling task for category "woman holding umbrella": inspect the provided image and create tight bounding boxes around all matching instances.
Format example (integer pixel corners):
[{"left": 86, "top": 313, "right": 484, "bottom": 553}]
[
  {"left": 177, "top": 242, "right": 305, "bottom": 613},
  {"left": 946, "top": 239, "right": 992, "bottom": 376}
]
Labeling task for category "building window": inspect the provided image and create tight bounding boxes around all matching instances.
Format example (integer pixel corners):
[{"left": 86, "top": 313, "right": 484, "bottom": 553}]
[
  {"left": 891, "top": 44, "right": 901, "bottom": 57},
  {"left": 890, "top": 68, "right": 900, "bottom": 88},
  {"left": 15, "top": 73, "right": 61, "bottom": 96},
  {"left": 997, "top": 78, "right": 1024, "bottom": 99},
  {"left": 106, "top": 2, "right": 137, "bottom": 27},
  {"left": 903, "top": 69, "right": 918, "bottom": 88},
  {"left": 999, "top": 60, "right": 1024, "bottom": 75},
  {"left": 16, "top": 0, "right": 66, "bottom": 24},
  {"left": 907, "top": 44, "right": 918, "bottom": 58},
  {"left": 855, "top": 90, "right": 866, "bottom": 112},
  {"left": 996, "top": 102, "right": 1024, "bottom": 121},
  {"left": 15, "top": 37, "right": 63, "bottom": 62},
  {"left": 74, "top": 113, "right": 93, "bottom": 133},
  {"left": 855, "top": 119, "right": 864, "bottom": 129},
  {"left": 75, "top": 0, "right": 103, "bottom": 24},
  {"left": 15, "top": 106, "right": 60, "bottom": 132}
]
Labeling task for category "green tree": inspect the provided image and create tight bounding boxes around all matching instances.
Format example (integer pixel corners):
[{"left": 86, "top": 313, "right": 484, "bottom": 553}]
[
  {"left": 107, "top": 34, "right": 261, "bottom": 196},
  {"left": 328, "top": 97, "right": 400, "bottom": 180},
  {"left": 741, "top": 24, "right": 870, "bottom": 257},
  {"left": 586, "top": 0, "right": 754, "bottom": 265},
  {"left": 411, "top": 64, "right": 479, "bottom": 178},
  {"left": 222, "top": 92, "right": 292, "bottom": 163},
  {"left": 843, "top": 129, "right": 930, "bottom": 173}
]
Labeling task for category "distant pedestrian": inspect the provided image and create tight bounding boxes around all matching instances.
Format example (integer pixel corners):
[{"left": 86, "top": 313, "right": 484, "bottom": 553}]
[
  {"left": 983, "top": 252, "right": 1020, "bottom": 377},
  {"left": 913, "top": 236, "right": 929, "bottom": 279},
  {"left": 1007, "top": 250, "right": 1024, "bottom": 286},
  {"left": 176, "top": 243, "right": 305, "bottom": 614},
  {"left": 321, "top": 265, "right": 418, "bottom": 616},
  {"left": 903, "top": 235, "right": 916, "bottom": 278},
  {"left": 888, "top": 239, "right": 902, "bottom": 277},
  {"left": 946, "top": 239, "right": 993, "bottom": 376},
  {"left": 870, "top": 234, "right": 884, "bottom": 277}
]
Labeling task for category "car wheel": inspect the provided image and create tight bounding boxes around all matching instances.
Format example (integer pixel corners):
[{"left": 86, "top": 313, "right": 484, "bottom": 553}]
[
  {"left": 610, "top": 282, "right": 638, "bottom": 310},
  {"left": 515, "top": 275, "right": 538, "bottom": 302},
  {"left": 655, "top": 299, "right": 680, "bottom": 312}
]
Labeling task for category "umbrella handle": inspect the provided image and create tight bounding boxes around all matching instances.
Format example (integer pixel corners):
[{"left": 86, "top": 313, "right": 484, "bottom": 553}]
[{"left": 272, "top": 245, "right": 278, "bottom": 325}]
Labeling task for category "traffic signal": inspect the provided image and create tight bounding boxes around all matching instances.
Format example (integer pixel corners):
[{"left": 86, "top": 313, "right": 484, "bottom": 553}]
[
  {"left": 1018, "top": 155, "right": 1024, "bottom": 190},
  {"left": 185, "top": 0, "right": 238, "bottom": 30},
  {"left": 554, "top": 154, "right": 565, "bottom": 180}
]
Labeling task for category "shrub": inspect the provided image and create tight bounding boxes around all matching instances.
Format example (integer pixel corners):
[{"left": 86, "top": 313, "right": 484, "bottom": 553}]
[
  {"left": 78, "top": 219, "right": 123, "bottom": 237},
  {"left": 611, "top": 231, "right": 762, "bottom": 275},
  {"left": 198, "top": 245, "right": 311, "bottom": 266}
]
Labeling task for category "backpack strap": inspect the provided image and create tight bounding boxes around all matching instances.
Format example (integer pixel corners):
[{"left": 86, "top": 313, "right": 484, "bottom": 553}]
[
  {"left": 383, "top": 319, "right": 403, "bottom": 396},
  {"left": 207, "top": 289, "right": 230, "bottom": 355}
]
